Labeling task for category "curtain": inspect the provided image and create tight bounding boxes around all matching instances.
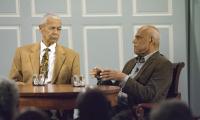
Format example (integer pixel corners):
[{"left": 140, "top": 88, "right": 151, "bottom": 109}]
[{"left": 189, "top": 0, "right": 200, "bottom": 116}]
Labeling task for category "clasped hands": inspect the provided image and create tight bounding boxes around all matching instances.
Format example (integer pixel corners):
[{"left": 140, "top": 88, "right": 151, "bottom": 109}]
[{"left": 89, "top": 67, "right": 127, "bottom": 81}]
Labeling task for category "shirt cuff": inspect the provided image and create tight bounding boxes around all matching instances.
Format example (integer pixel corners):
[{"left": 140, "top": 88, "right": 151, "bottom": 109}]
[{"left": 120, "top": 75, "right": 129, "bottom": 88}]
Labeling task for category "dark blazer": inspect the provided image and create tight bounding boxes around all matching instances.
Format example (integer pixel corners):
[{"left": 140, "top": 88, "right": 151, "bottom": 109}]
[
  {"left": 122, "top": 51, "right": 173, "bottom": 105},
  {"left": 99, "top": 52, "right": 173, "bottom": 106},
  {"left": 9, "top": 42, "right": 80, "bottom": 84}
]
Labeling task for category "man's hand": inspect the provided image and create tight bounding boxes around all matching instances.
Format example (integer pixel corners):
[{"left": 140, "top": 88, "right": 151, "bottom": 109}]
[
  {"left": 16, "top": 81, "right": 25, "bottom": 85},
  {"left": 89, "top": 67, "right": 103, "bottom": 79},
  {"left": 100, "top": 69, "right": 127, "bottom": 81}
]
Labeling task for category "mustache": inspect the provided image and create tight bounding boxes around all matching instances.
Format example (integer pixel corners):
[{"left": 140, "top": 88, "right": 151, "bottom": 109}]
[{"left": 49, "top": 36, "right": 59, "bottom": 40}]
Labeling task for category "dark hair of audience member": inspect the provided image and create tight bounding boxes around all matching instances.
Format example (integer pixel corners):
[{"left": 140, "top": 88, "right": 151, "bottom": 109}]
[
  {"left": 0, "top": 77, "right": 19, "bottom": 120},
  {"left": 150, "top": 99, "right": 193, "bottom": 120},
  {"left": 76, "top": 88, "right": 111, "bottom": 120},
  {"left": 16, "top": 107, "right": 49, "bottom": 120}
]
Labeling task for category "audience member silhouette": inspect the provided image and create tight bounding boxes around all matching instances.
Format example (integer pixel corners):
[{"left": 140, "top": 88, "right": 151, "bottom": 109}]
[
  {"left": 150, "top": 99, "right": 193, "bottom": 120},
  {"left": 76, "top": 88, "right": 112, "bottom": 120},
  {"left": 0, "top": 77, "right": 19, "bottom": 120},
  {"left": 16, "top": 107, "right": 49, "bottom": 120},
  {"left": 111, "top": 109, "right": 136, "bottom": 120}
]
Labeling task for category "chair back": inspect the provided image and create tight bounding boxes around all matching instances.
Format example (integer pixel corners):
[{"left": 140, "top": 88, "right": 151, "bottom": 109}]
[
  {"left": 167, "top": 62, "right": 185, "bottom": 99},
  {"left": 134, "top": 62, "right": 185, "bottom": 120}
]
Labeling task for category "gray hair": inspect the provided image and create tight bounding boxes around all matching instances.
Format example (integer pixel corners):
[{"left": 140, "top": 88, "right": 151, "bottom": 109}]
[
  {"left": 39, "top": 13, "right": 61, "bottom": 26},
  {"left": 0, "top": 77, "right": 19, "bottom": 120}
]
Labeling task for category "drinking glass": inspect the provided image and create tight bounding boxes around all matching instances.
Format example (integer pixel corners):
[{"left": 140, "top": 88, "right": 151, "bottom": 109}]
[{"left": 32, "top": 74, "right": 39, "bottom": 86}]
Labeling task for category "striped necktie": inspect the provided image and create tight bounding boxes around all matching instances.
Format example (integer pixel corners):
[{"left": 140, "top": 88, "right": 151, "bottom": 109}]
[{"left": 39, "top": 48, "right": 50, "bottom": 78}]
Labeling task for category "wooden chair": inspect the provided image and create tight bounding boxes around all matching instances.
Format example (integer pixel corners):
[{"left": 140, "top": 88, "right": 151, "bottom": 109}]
[{"left": 134, "top": 62, "right": 185, "bottom": 120}]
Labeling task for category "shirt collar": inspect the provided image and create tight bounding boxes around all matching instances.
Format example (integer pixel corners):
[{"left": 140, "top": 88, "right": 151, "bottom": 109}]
[
  {"left": 144, "top": 50, "right": 158, "bottom": 61},
  {"left": 136, "top": 50, "right": 158, "bottom": 63},
  {"left": 40, "top": 41, "right": 56, "bottom": 53}
]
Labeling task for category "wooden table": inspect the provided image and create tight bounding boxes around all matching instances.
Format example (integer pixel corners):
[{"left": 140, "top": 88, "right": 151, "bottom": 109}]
[{"left": 18, "top": 84, "right": 120, "bottom": 110}]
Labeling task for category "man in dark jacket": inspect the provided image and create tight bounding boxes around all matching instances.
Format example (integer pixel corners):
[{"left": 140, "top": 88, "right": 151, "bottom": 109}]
[{"left": 90, "top": 25, "right": 173, "bottom": 118}]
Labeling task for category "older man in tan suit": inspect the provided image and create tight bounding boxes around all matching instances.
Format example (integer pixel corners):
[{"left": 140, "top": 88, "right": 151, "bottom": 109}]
[{"left": 9, "top": 13, "right": 80, "bottom": 85}]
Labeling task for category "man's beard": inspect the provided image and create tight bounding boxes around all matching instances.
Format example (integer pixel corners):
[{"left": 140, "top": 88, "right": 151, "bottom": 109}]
[{"left": 49, "top": 36, "right": 58, "bottom": 42}]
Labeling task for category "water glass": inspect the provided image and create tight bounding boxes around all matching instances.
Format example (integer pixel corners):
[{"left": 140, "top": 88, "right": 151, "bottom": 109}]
[
  {"left": 72, "top": 75, "right": 85, "bottom": 87},
  {"left": 32, "top": 74, "right": 39, "bottom": 86}
]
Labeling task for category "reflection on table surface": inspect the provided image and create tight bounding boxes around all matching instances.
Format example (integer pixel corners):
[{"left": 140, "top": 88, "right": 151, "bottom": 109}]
[
  {"left": 18, "top": 84, "right": 120, "bottom": 110},
  {"left": 19, "top": 84, "right": 120, "bottom": 94}
]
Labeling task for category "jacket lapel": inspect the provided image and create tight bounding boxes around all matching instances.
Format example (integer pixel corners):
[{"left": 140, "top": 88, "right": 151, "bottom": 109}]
[
  {"left": 51, "top": 45, "right": 66, "bottom": 83},
  {"left": 29, "top": 43, "right": 40, "bottom": 75},
  {"left": 134, "top": 51, "right": 160, "bottom": 79},
  {"left": 123, "top": 59, "right": 137, "bottom": 74}
]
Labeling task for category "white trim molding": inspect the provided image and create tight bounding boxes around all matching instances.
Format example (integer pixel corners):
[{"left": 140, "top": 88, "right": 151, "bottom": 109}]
[
  {"left": 0, "top": 0, "right": 20, "bottom": 17},
  {"left": 31, "top": 0, "right": 71, "bottom": 17},
  {"left": 132, "top": 0, "right": 172, "bottom": 16},
  {"left": 63, "top": 26, "right": 73, "bottom": 49},
  {"left": 32, "top": 26, "right": 38, "bottom": 43},
  {"left": 83, "top": 25, "right": 124, "bottom": 83},
  {"left": 0, "top": 26, "right": 20, "bottom": 46},
  {"left": 82, "top": 0, "right": 122, "bottom": 17}
]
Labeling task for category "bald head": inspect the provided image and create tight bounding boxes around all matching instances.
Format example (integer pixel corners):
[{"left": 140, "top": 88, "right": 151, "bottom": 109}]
[
  {"left": 133, "top": 25, "right": 160, "bottom": 56},
  {"left": 138, "top": 25, "right": 160, "bottom": 50}
]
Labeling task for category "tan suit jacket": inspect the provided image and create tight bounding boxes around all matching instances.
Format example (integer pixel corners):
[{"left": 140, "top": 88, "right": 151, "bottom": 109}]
[{"left": 9, "top": 42, "right": 80, "bottom": 84}]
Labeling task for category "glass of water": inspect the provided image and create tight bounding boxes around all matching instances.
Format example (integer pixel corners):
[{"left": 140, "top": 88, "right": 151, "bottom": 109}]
[
  {"left": 38, "top": 74, "right": 45, "bottom": 86},
  {"left": 72, "top": 75, "right": 85, "bottom": 87},
  {"left": 32, "top": 74, "right": 39, "bottom": 86}
]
